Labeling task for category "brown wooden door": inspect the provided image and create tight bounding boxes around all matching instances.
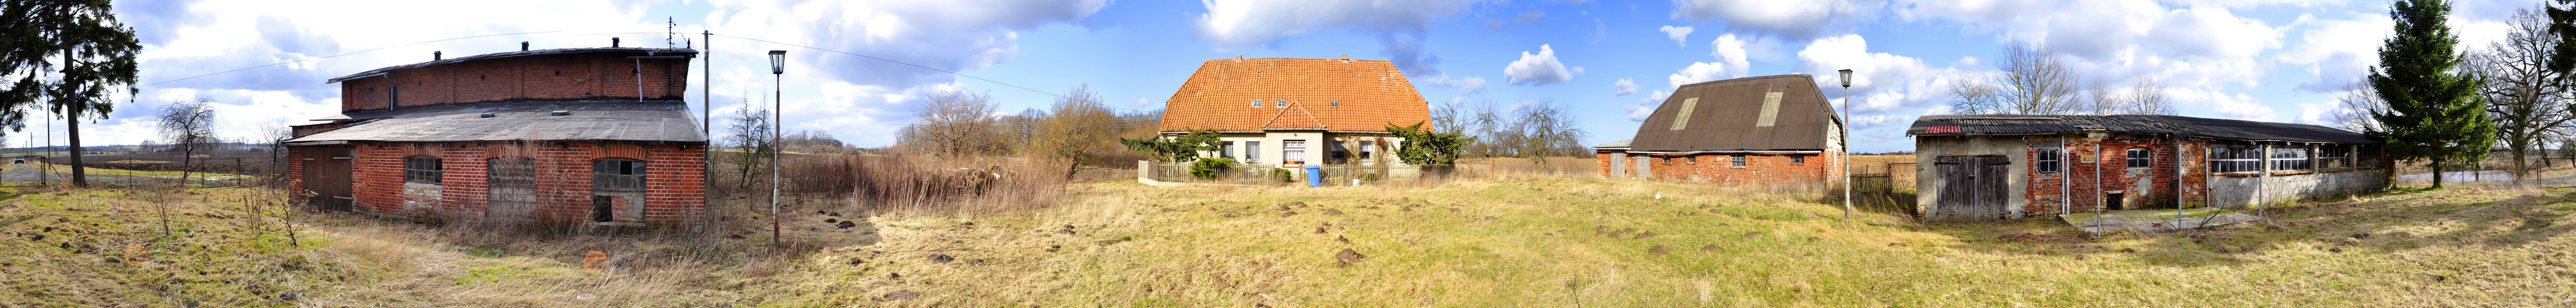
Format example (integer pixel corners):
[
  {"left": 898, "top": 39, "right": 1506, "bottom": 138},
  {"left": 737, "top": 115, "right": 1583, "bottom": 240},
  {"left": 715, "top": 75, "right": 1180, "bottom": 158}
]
[
  {"left": 300, "top": 147, "right": 354, "bottom": 212},
  {"left": 1932, "top": 155, "right": 2011, "bottom": 222},
  {"left": 485, "top": 156, "right": 537, "bottom": 221}
]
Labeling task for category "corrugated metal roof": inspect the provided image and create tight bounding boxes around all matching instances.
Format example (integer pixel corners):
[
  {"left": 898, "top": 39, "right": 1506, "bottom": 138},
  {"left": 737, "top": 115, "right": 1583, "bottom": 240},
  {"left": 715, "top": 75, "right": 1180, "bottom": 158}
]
[
  {"left": 282, "top": 100, "right": 706, "bottom": 145},
  {"left": 1625, "top": 75, "right": 1842, "bottom": 152},
  {"left": 1907, "top": 114, "right": 2374, "bottom": 144},
  {"left": 1592, "top": 139, "right": 1632, "bottom": 149},
  {"left": 326, "top": 47, "right": 698, "bottom": 83}
]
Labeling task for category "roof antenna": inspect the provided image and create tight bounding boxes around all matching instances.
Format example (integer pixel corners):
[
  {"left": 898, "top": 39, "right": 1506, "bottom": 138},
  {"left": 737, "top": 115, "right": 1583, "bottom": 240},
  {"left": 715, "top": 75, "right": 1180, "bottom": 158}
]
[{"left": 666, "top": 17, "right": 676, "bottom": 49}]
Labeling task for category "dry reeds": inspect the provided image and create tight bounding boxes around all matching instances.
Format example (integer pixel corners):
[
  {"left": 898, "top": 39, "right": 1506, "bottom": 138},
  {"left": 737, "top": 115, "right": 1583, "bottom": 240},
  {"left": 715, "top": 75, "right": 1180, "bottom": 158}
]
[{"left": 851, "top": 154, "right": 1069, "bottom": 217}]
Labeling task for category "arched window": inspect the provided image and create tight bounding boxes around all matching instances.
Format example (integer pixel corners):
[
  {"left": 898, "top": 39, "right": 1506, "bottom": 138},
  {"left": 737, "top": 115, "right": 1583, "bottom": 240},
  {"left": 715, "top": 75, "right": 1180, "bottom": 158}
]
[
  {"left": 2126, "top": 147, "right": 2152, "bottom": 169},
  {"left": 404, "top": 155, "right": 442, "bottom": 184}
]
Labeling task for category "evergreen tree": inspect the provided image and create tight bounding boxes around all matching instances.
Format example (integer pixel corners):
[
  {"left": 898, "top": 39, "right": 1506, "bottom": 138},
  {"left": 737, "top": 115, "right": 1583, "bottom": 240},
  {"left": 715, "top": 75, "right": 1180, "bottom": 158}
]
[
  {"left": 0, "top": 0, "right": 142, "bottom": 187},
  {"left": 2369, "top": 0, "right": 2496, "bottom": 189}
]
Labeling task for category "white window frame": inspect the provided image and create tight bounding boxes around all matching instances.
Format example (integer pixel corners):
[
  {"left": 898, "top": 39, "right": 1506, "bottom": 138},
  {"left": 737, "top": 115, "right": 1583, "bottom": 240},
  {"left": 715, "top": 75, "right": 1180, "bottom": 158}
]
[
  {"left": 2211, "top": 144, "right": 2263, "bottom": 174},
  {"left": 1244, "top": 141, "right": 1262, "bottom": 163},
  {"left": 1283, "top": 140, "right": 1307, "bottom": 163},
  {"left": 2271, "top": 145, "right": 2312, "bottom": 171}
]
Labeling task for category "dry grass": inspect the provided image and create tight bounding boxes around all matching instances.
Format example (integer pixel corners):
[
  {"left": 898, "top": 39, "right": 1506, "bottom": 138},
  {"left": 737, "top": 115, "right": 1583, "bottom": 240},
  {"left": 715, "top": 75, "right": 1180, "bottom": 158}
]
[{"left": 9, "top": 174, "right": 2576, "bottom": 306}]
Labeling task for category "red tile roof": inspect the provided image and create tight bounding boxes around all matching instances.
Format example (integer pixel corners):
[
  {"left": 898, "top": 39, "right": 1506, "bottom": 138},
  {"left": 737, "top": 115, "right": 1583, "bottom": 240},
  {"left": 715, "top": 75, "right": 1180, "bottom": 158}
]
[{"left": 1159, "top": 57, "right": 1434, "bottom": 132}]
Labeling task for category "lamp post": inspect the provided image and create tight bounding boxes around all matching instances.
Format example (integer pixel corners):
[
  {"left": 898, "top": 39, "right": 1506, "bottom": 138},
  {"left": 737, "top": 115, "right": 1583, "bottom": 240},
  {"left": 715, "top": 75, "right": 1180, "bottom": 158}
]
[
  {"left": 1837, "top": 69, "right": 1854, "bottom": 220},
  {"left": 768, "top": 50, "right": 786, "bottom": 248}
]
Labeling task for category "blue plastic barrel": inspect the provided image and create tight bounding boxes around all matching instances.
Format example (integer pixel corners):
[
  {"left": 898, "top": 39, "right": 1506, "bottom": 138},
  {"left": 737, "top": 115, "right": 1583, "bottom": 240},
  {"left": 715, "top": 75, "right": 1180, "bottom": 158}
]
[{"left": 1304, "top": 165, "right": 1323, "bottom": 187}]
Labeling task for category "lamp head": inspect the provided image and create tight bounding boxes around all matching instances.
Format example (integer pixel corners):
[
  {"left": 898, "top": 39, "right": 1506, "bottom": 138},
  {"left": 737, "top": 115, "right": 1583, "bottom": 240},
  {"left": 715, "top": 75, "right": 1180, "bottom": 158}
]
[
  {"left": 768, "top": 51, "right": 788, "bottom": 75},
  {"left": 1836, "top": 69, "right": 1853, "bottom": 87}
]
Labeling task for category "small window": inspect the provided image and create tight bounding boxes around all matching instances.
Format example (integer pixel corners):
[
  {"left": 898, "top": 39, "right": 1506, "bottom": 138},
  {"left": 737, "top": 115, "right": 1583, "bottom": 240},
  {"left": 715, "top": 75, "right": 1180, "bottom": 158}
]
[
  {"left": 1275, "top": 100, "right": 1288, "bottom": 108},
  {"left": 1358, "top": 140, "right": 1376, "bottom": 161},
  {"left": 404, "top": 156, "right": 442, "bottom": 184},
  {"left": 1687, "top": 156, "right": 1697, "bottom": 163},
  {"left": 2272, "top": 146, "right": 2312, "bottom": 171},
  {"left": 2126, "top": 147, "right": 2152, "bottom": 169},
  {"left": 2036, "top": 148, "right": 2060, "bottom": 173},
  {"left": 593, "top": 158, "right": 647, "bottom": 192},
  {"left": 1219, "top": 141, "right": 1235, "bottom": 159},
  {"left": 1245, "top": 141, "right": 1262, "bottom": 163},
  {"left": 2211, "top": 144, "right": 2263, "bottom": 173},
  {"left": 1662, "top": 156, "right": 1672, "bottom": 163},
  {"left": 1730, "top": 154, "right": 1747, "bottom": 167},
  {"left": 1283, "top": 140, "right": 1307, "bottom": 163},
  {"left": 2319, "top": 145, "right": 2352, "bottom": 169},
  {"left": 1251, "top": 100, "right": 1262, "bottom": 107},
  {"left": 1330, "top": 100, "right": 1340, "bottom": 107},
  {"left": 1792, "top": 155, "right": 1806, "bottom": 164}
]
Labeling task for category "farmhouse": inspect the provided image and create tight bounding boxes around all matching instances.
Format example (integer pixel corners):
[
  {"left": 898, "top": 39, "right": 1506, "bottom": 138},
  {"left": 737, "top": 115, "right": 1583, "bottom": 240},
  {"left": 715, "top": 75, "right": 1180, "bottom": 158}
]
[
  {"left": 281, "top": 44, "right": 706, "bottom": 228},
  {"left": 1157, "top": 55, "right": 1432, "bottom": 168},
  {"left": 1593, "top": 75, "right": 1846, "bottom": 190},
  {"left": 1907, "top": 115, "right": 2387, "bottom": 222}
]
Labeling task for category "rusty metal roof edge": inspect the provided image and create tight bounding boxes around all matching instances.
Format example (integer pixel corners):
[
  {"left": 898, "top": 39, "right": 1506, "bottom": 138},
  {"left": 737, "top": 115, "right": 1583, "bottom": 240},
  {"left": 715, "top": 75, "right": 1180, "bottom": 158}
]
[{"left": 326, "top": 47, "right": 699, "bottom": 83}]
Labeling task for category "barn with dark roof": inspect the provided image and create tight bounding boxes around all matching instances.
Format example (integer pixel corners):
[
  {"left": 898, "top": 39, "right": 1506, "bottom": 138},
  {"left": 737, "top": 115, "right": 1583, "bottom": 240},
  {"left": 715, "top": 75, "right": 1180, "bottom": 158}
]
[
  {"left": 282, "top": 45, "right": 706, "bottom": 229},
  {"left": 1907, "top": 114, "right": 2387, "bottom": 222},
  {"left": 1593, "top": 75, "right": 1847, "bottom": 190}
]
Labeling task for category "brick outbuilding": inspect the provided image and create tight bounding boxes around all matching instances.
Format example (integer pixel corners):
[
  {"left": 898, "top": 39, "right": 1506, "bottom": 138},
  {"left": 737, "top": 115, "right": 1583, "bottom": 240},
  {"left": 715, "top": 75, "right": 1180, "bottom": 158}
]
[
  {"left": 1907, "top": 115, "right": 2388, "bottom": 222},
  {"left": 1595, "top": 75, "right": 1847, "bottom": 191},
  {"left": 282, "top": 46, "right": 706, "bottom": 229}
]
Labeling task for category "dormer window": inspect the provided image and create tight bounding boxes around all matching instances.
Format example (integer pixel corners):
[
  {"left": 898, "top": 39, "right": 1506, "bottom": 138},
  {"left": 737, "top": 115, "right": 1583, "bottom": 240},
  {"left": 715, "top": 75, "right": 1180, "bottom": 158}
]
[
  {"left": 1251, "top": 100, "right": 1262, "bottom": 107},
  {"left": 1275, "top": 100, "right": 1288, "bottom": 108},
  {"left": 1330, "top": 100, "right": 1339, "bottom": 107}
]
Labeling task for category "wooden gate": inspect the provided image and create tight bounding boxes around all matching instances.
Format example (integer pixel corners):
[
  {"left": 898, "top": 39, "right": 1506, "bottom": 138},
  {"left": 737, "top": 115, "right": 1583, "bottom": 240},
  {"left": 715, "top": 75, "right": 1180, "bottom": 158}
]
[
  {"left": 300, "top": 147, "right": 354, "bottom": 213},
  {"left": 1931, "top": 155, "right": 2011, "bottom": 222},
  {"left": 485, "top": 156, "right": 537, "bottom": 221}
]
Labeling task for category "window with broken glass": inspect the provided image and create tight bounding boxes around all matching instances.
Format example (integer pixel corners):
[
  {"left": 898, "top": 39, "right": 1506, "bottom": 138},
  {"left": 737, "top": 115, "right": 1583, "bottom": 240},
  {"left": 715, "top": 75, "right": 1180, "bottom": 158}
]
[
  {"left": 592, "top": 158, "right": 647, "bottom": 192},
  {"left": 2211, "top": 144, "right": 2263, "bottom": 173},
  {"left": 405, "top": 156, "right": 442, "bottom": 184}
]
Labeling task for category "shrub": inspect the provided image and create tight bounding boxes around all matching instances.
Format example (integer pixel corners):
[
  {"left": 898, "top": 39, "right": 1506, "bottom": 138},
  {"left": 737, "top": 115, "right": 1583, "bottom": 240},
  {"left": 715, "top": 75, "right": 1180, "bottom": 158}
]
[
  {"left": 1272, "top": 168, "right": 1296, "bottom": 183},
  {"left": 1361, "top": 172, "right": 1383, "bottom": 182},
  {"left": 1190, "top": 158, "right": 1234, "bottom": 179}
]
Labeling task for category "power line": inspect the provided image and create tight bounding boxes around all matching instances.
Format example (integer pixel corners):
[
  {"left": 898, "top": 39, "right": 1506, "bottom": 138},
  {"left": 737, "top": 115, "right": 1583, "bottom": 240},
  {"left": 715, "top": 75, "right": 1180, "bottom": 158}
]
[
  {"left": 706, "top": 33, "right": 1141, "bottom": 112},
  {"left": 138, "top": 31, "right": 564, "bottom": 87}
]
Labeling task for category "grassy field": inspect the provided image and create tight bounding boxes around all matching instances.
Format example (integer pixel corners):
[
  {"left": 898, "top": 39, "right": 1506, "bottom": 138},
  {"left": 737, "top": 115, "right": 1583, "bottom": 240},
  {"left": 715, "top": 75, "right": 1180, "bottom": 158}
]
[{"left": 4, "top": 178, "right": 2574, "bottom": 306}]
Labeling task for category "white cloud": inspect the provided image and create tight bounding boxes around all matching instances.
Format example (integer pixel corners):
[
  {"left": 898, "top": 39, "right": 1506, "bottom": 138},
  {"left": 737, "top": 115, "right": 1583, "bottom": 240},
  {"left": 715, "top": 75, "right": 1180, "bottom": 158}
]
[
  {"left": 1622, "top": 90, "right": 1672, "bottom": 121},
  {"left": 1668, "top": 62, "right": 1733, "bottom": 87},
  {"left": 1504, "top": 44, "right": 1577, "bottom": 86},
  {"left": 2169, "top": 87, "right": 2276, "bottom": 121},
  {"left": 1659, "top": 25, "right": 1694, "bottom": 47},
  {"left": 1194, "top": 0, "right": 1494, "bottom": 76},
  {"left": 1849, "top": 114, "right": 1912, "bottom": 129},
  {"left": 1672, "top": 0, "right": 1884, "bottom": 41},
  {"left": 2276, "top": 12, "right": 2390, "bottom": 92},
  {"left": 1793, "top": 34, "right": 1949, "bottom": 114},
  {"left": 1419, "top": 75, "right": 1489, "bottom": 94},
  {"left": 1613, "top": 78, "right": 1638, "bottom": 95}
]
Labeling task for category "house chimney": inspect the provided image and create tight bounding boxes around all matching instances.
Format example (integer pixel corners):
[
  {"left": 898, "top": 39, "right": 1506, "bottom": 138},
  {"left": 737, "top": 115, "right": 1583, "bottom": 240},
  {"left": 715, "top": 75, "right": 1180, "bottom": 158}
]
[
  {"left": 612, "top": 38, "right": 620, "bottom": 47},
  {"left": 1341, "top": 54, "right": 1347, "bottom": 59},
  {"left": 521, "top": 41, "right": 529, "bottom": 51},
  {"left": 433, "top": 51, "right": 442, "bottom": 60}
]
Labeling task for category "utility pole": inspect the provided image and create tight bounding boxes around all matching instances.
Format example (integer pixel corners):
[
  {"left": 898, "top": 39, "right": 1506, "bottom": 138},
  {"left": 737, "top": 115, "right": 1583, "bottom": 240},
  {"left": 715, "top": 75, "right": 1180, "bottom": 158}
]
[{"left": 702, "top": 29, "right": 714, "bottom": 233}]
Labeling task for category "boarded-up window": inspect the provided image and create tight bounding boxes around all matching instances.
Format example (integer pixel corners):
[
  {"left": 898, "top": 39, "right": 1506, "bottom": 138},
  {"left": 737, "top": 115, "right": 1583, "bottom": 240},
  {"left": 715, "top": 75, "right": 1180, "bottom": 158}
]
[
  {"left": 593, "top": 158, "right": 647, "bottom": 192},
  {"left": 404, "top": 156, "right": 442, "bottom": 184},
  {"left": 1755, "top": 92, "right": 1784, "bottom": 127},
  {"left": 1668, "top": 97, "right": 1699, "bottom": 131}
]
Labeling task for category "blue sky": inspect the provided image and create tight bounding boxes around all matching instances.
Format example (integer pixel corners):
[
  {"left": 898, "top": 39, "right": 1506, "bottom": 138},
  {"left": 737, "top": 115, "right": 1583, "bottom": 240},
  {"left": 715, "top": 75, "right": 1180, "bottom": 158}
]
[{"left": 92, "top": 0, "right": 2543, "bottom": 153}]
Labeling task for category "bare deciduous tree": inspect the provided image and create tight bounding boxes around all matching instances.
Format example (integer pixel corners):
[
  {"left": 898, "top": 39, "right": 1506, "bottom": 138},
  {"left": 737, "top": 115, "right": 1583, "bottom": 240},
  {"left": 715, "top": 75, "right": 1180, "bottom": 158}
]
[
  {"left": 2123, "top": 77, "right": 2174, "bottom": 115},
  {"left": 1512, "top": 101, "right": 1587, "bottom": 168},
  {"left": 1032, "top": 84, "right": 1120, "bottom": 175},
  {"left": 154, "top": 97, "right": 218, "bottom": 237},
  {"left": 2333, "top": 79, "right": 2389, "bottom": 132},
  {"left": 724, "top": 99, "right": 773, "bottom": 189},
  {"left": 1948, "top": 41, "right": 2081, "bottom": 115},
  {"left": 899, "top": 90, "right": 1011, "bottom": 157},
  {"left": 2470, "top": 6, "right": 2576, "bottom": 183}
]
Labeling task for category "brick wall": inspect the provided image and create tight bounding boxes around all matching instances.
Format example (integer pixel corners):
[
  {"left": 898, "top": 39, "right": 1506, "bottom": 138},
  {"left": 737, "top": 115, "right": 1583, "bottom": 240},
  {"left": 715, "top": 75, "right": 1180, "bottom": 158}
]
[
  {"left": 340, "top": 51, "right": 692, "bottom": 113},
  {"left": 1634, "top": 152, "right": 1833, "bottom": 185},
  {"left": 298, "top": 141, "right": 704, "bottom": 228},
  {"left": 2019, "top": 134, "right": 2214, "bottom": 216}
]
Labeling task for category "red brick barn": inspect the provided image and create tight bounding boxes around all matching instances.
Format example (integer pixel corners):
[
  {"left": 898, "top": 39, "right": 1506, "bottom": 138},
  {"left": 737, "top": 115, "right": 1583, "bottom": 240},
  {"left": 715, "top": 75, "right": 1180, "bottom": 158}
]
[
  {"left": 1594, "top": 75, "right": 1847, "bottom": 191},
  {"left": 1907, "top": 115, "right": 2388, "bottom": 222},
  {"left": 282, "top": 46, "right": 706, "bottom": 229}
]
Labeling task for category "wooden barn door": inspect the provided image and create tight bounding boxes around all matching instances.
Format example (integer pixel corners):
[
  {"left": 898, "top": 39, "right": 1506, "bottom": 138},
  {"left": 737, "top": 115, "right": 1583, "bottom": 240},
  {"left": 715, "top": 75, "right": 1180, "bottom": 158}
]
[
  {"left": 300, "top": 147, "right": 354, "bottom": 213},
  {"left": 1932, "top": 155, "right": 2011, "bottom": 222},
  {"left": 485, "top": 156, "right": 537, "bottom": 221}
]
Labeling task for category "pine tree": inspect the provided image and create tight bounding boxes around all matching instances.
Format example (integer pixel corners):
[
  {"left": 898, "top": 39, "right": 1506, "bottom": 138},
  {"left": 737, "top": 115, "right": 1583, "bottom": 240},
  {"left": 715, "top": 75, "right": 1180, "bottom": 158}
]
[
  {"left": 0, "top": 0, "right": 142, "bottom": 188},
  {"left": 2369, "top": 0, "right": 2497, "bottom": 189}
]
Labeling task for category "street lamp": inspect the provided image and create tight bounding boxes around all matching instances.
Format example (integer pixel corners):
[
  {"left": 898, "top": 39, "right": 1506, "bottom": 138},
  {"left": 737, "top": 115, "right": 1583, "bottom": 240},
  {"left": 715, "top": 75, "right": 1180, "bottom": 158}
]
[
  {"left": 1837, "top": 69, "right": 1854, "bottom": 220},
  {"left": 768, "top": 50, "right": 786, "bottom": 248}
]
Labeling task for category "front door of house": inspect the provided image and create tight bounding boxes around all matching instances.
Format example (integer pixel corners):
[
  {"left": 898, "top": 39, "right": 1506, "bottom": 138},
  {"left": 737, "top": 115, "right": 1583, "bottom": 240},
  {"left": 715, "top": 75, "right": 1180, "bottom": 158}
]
[
  {"left": 300, "top": 147, "right": 354, "bottom": 213},
  {"left": 1931, "top": 155, "right": 2010, "bottom": 222}
]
